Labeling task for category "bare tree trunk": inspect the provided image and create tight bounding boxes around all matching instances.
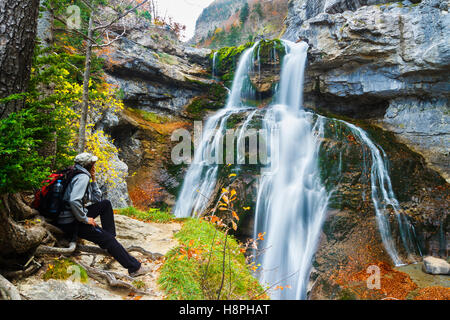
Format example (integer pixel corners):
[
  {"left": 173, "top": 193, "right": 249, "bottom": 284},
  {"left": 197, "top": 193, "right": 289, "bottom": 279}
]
[
  {"left": 0, "top": 0, "right": 40, "bottom": 118},
  {"left": 0, "top": 194, "right": 46, "bottom": 258},
  {"left": 78, "top": 12, "right": 94, "bottom": 153}
]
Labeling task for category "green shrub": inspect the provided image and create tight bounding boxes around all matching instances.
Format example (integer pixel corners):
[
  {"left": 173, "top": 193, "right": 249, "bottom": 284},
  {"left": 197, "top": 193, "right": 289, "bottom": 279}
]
[
  {"left": 158, "top": 218, "right": 267, "bottom": 300},
  {"left": 117, "top": 206, "right": 174, "bottom": 223}
]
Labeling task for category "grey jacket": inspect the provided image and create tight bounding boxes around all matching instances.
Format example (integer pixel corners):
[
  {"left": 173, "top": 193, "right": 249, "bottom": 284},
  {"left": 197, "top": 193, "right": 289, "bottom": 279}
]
[{"left": 57, "top": 164, "right": 103, "bottom": 225}]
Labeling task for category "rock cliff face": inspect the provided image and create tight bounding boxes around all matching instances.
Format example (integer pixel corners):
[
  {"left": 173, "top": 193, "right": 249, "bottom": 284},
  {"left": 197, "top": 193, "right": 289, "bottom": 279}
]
[
  {"left": 283, "top": 0, "right": 449, "bottom": 183},
  {"left": 96, "top": 26, "right": 227, "bottom": 209}
]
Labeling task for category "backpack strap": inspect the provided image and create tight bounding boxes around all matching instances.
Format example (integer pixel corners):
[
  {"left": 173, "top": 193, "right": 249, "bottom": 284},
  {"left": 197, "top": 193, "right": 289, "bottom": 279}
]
[{"left": 62, "top": 170, "right": 91, "bottom": 211}]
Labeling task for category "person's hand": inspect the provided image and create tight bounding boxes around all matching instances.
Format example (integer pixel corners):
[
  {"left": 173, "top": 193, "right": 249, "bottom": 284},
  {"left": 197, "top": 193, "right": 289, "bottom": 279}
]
[
  {"left": 87, "top": 217, "right": 97, "bottom": 227},
  {"left": 90, "top": 164, "right": 96, "bottom": 182}
]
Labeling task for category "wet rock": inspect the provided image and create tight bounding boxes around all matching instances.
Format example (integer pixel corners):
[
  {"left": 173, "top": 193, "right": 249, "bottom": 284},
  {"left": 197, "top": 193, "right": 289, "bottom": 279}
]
[{"left": 422, "top": 256, "right": 450, "bottom": 275}]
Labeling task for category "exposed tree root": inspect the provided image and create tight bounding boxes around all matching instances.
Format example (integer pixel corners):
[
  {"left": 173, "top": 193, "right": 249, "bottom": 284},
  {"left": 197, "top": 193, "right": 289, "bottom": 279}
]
[
  {"left": 36, "top": 242, "right": 77, "bottom": 255},
  {"left": 0, "top": 261, "right": 41, "bottom": 280},
  {"left": 127, "top": 246, "right": 164, "bottom": 260},
  {"left": 77, "top": 261, "right": 149, "bottom": 295},
  {"left": 0, "top": 274, "right": 21, "bottom": 300},
  {"left": 36, "top": 242, "right": 163, "bottom": 262}
]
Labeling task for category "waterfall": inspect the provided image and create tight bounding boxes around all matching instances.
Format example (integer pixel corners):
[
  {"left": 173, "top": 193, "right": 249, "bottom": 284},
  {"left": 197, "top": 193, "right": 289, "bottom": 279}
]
[
  {"left": 174, "top": 43, "right": 260, "bottom": 218},
  {"left": 338, "top": 121, "right": 420, "bottom": 265},
  {"left": 173, "top": 39, "right": 418, "bottom": 299},
  {"left": 212, "top": 51, "right": 218, "bottom": 79},
  {"left": 253, "top": 41, "right": 329, "bottom": 300}
]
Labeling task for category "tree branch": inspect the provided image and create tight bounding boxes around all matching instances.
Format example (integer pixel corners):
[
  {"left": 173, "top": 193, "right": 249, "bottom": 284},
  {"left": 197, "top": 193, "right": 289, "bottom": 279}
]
[
  {"left": 93, "top": 28, "right": 126, "bottom": 48},
  {"left": 93, "top": 0, "right": 149, "bottom": 31},
  {"left": 53, "top": 16, "right": 97, "bottom": 43}
]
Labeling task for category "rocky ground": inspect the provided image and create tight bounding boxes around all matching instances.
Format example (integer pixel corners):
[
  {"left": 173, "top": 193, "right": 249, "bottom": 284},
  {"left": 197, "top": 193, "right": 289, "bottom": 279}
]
[{"left": 13, "top": 215, "right": 181, "bottom": 300}]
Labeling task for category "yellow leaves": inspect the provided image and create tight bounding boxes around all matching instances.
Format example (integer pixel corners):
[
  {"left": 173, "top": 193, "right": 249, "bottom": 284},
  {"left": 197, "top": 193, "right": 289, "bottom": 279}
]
[
  {"left": 243, "top": 207, "right": 251, "bottom": 211},
  {"left": 86, "top": 130, "right": 126, "bottom": 189},
  {"left": 229, "top": 173, "right": 236, "bottom": 178},
  {"left": 230, "top": 190, "right": 237, "bottom": 202}
]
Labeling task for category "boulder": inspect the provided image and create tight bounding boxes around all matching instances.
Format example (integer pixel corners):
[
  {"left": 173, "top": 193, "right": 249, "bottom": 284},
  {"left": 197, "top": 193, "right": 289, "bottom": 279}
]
[
  {"left": 422, "top": 256, "right": 450, "bottom": 275},
  {"left": 17, "top": 279, "right": 120, "bottom": 300}
]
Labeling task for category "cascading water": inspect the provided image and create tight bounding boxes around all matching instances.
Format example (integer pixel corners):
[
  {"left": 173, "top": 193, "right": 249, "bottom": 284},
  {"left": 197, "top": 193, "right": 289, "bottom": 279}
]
[
  {"left": 253, "top": 41, "right": 329, "bottom": 300},
  {"left": 212, "top": 51, "right": 218, "bottom": 80},
  {"left": 173, "top": 39, "right": 418, "bottom": 299},
  {"left": 337, "top": 120, "right": 420, "bottom": 265},
  {"left": 174, "top": 43, "right": 260, "bottom": 218}
]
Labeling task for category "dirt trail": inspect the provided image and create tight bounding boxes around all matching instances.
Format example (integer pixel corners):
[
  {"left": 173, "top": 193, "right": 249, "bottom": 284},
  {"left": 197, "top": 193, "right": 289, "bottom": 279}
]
[{"left": 14, "top": 214, "right": 182, "bottom": 300}]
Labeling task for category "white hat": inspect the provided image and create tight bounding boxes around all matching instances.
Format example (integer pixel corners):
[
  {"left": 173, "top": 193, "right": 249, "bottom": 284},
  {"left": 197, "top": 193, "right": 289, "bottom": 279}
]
[{"left": 74, "top": 153, "right": 99, "bottom": 167}]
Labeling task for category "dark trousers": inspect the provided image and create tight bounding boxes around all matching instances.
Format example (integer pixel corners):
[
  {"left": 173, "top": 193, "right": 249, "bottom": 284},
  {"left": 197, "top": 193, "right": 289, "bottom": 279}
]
[{"left": 58, "top": 200, "right": 141, "bottom": 274}]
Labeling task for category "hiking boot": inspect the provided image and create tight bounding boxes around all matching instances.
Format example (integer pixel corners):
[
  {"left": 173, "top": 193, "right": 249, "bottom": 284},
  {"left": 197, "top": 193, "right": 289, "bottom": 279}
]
[{"left": 130, "top": 266, "right": 151, "bottom": 277}]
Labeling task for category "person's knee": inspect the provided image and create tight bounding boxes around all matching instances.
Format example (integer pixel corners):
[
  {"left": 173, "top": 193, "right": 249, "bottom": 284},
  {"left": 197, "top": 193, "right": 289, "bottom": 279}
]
[{"left": 99, "top": 199, "right": 113, "bottom": 212}]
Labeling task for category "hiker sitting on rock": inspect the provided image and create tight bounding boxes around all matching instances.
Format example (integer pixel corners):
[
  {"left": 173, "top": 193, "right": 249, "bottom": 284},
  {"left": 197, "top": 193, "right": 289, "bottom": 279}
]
[{"left": 56, "top": 152, "right": 150, "bottom": 277}]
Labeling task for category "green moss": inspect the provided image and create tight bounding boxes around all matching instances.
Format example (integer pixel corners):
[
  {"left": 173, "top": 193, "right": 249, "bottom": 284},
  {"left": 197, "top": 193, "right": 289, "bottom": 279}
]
[
  {"left": 185, "top": 83, "right": 228, "bottom": 119},
  {"left": 128, "top": 108, "right": 172, "bottom": 124},
  {"left": 157, "top": 52, "right": 178, "bottom": 65},
  {"left": 211, "top": 39, "right": 286, "bottom": 87},
  {"left": 158, "top": 218, "right": 267, "bottom": 300},
  {"left": 339, "top": 288, "right": 358, "bottom": 300},
  {"left": 43, "top": 258, "right": 88, "bottom": 283},
  {"left": 211, "top": 42, "right": 255, "bottom": 86},
  {"left": 185, "top": 97, "right": 211, "bottom": 119},
  {"left": 254, "top": 39, "right": 286, "bottom": 65}
]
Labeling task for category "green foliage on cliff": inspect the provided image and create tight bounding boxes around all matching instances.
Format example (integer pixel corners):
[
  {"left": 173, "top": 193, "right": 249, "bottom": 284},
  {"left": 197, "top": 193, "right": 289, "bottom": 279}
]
[
  {"left": 210, "top": 39, "right": 285, "bottom": 88},
  {"left": 158, "top": 218, "right": 267, "bottom": 300},
  {"left": 185, "top": 83, "right": 228, "bottom": 119},
  {"left": 210, "top": 42, "right": 254, "bottom": 86},
  {"left": 254, "top": 39, "right": 286, "bottom": 64}
]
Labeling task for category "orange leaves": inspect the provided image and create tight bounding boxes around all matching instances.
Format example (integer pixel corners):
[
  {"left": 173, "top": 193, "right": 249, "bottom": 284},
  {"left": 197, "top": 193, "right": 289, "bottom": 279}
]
[
  {"left": 177, "top": 239, "right": 203, "bottom": 261},
  {"left": 232, "top": 211, "right": 239, "bottom": 221},
  {"left": 257, "top": 232, "right": 265, "bottom": 241},
  {"left": 210, "top": 215, "right": 220, "bottom": 224},
  {"left": 275, "top": 285, "right": 292, "bottom": 291}
]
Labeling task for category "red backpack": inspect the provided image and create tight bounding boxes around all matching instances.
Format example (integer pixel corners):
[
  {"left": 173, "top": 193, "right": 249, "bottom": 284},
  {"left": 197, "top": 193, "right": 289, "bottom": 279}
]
[{"left": 32, "top": 166, "right": 86, "bottom": 221}]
